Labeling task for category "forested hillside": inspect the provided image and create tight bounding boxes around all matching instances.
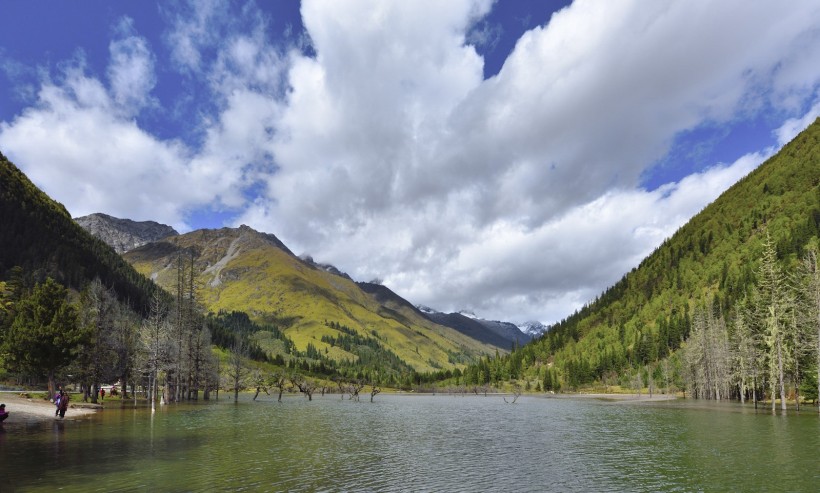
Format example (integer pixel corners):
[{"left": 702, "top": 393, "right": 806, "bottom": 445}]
[
  {"left": 459, "top": 119, "right": 820, "bottom": 401},
  {"left": 0, "top": 152, "right": 159, "bottom": 313}
]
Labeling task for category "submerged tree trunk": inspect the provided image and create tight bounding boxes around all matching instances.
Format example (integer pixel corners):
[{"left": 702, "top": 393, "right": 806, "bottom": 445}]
[{"left": 777, "top": 335, "right": 787, "bottom": 412}]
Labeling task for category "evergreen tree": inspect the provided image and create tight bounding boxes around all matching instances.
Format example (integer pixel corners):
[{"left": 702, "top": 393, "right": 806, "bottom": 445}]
[{"left": 2, "top": 278, "right": 88, "bottom": 398}]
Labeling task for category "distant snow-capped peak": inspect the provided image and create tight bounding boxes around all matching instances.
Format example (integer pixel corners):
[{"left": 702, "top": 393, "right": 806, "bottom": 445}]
[{"left": 519, "top": 321, "right": 548, "bottom": 337}]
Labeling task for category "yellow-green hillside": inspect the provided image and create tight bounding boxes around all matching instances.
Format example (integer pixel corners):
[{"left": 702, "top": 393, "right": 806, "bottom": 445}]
[{"left": 125, "top": 225, "right": 497, "bottom": 372}]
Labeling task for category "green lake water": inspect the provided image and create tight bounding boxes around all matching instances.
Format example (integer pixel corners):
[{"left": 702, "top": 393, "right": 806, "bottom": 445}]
[{"left": 1, "top": 394, "right": 818, "bottom": 492}]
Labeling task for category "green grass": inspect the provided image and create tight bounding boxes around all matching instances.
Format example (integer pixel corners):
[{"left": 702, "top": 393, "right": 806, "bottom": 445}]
[{"left": 127, "top": 227, "right": 498, "bottom": 373}]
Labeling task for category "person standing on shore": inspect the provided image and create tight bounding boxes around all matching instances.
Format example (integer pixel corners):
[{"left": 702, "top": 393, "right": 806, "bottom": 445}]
[
  {"left": 58, "top": 391, "right": 69, "bottom": 418},
  {"left": 54, "top": 388, "right": 64, "bottom": 416}
]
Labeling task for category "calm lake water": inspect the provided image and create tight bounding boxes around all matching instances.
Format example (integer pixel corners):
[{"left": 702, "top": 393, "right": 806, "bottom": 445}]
[{"left": 1, "top": 393, "right": 819, "bottom": 492}]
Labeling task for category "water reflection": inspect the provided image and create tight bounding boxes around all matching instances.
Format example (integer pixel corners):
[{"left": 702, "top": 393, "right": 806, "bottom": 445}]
[{"left": 1, "top": 395, "right": 819, "bottom": 492}]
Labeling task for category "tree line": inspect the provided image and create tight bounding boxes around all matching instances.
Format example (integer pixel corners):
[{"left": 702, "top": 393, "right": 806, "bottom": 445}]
[
  {"left": 682, "top": 235, "right": 820, "bottom": 410},
  {"left": 441, "top": 237, "right": 820, "bottom": 411},
  {"left": 0, "top": 250, "right": 264, "bottom": 407}
]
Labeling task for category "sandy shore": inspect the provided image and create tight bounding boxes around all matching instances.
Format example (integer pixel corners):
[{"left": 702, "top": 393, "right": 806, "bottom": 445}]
[
  {"left": 0, "top": 393, "right": 100, "bottom": 425},
  {"left": 556, "top": 392, "right": 679, "bottom": 402}
]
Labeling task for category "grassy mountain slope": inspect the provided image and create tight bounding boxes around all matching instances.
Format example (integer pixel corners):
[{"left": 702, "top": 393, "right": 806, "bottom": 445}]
[
  {"left": 125, "top": 226, "right": 498, "bottom": 372},
  {"left": 508, "top": 119, "right": 820, "bottom": 387},
  {"left": 0, "top": 151, "right": 159, "bottom": 312}
]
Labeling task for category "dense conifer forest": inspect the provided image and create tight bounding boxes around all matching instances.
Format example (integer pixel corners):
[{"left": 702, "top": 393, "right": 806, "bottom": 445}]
[{"left": 453, "top": 119, "right": 820, "bottom": 406}]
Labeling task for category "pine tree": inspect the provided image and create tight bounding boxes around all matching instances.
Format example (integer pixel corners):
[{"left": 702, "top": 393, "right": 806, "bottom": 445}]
[{"left": 3, "top": 278, "right": 87, "bottom": 398}]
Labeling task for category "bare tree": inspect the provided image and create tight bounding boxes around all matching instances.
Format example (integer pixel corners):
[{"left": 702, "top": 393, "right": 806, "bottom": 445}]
[
  {"left": 632, "top": 368, "right": 643, "bottom": 397},
  {"left": 348, "top": 380, "right": 365, "bottom": 401},
  {"left": 755, "top": 234, "right": 791, "bottom": 412},
  {"left": 503, "top": 385, "right": 522, "bottom": 404},
  {"left": 251, "top": 368, "right": 270, "bottom": 401},
  {"left": 228, "top": 336, "right": 249, "bottom": 402},
  {"left": 272, "top": 372, "right": 288, "bottom": 402},
  {"left": 732, "top": 308, "right": 762, "bottom": 407},
  {"left": 370, "top": 385, "right": 381, "bottom": 402},
  {"left": 684, "top": 305, "right": 731, "bottom": 400},
  {"left": 113, "top": 300, "right": 141, "bottom": 401},
  {"left": 290, "top": 374, "right": 317, "bottom": 401},
  {"left": 141, "top": 289, "right": 171, "bottom": 412},
  {"left": 334, "top": 377, "right": 347, "bottom": 399},
  {"left": 76, "top": 278, "right": 119, "bottom": 404}
]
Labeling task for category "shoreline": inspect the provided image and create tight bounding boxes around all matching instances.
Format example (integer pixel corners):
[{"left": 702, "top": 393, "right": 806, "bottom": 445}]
[
  {"left": 0, "top": 393, "right": 100, "bottom": 426},
  {"left": 553, "top": 392, "right": 679, "bottom": 402}
]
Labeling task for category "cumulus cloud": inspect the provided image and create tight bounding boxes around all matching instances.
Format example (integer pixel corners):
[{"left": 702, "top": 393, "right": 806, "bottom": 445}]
[
  {"left": 0, "top": 64, "right": 207, "bottom": 229},
  {"left": 2, "top": 0, "right": 819, "bottom": 325},
  {"left": 237, "top": 0, "right": 820, "bottom": 323},
  {"left": 0, "top": 19, "right": 248, "bottom": 230}
]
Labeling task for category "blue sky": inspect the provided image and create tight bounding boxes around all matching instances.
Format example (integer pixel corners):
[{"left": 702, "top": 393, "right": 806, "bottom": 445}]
[{"left": 1, "top": 1, "right": 819, "bottom": 325}]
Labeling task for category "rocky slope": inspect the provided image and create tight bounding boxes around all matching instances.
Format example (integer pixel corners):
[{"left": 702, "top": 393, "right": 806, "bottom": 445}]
[{"left": 75, "top": 213, "right": 178, "bottom": 254}]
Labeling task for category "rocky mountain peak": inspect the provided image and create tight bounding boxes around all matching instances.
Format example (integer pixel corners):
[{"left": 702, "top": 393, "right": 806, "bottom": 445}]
[{"left": 74, "top": 213, "right": 178, "bottom": 254}]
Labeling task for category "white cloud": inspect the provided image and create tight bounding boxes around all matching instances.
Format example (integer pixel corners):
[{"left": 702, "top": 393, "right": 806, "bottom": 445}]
[
  {"left": 108, "top": 17, "right": 157, "bottom": 115},
  {"left": 2, "top": 1, "right": 819, "bottom": 326},
  {"left": 776, "top": 96, "right": 820, "bottom": 146},
  {"left": 234, "top": 0, "right": 820, "bottom": 323},
  {"left": 0, "top": 22, "right": 246, "bottom": 230},
  {"left": 163, "top": 0, "right": 227, "bottom": 73},
  {"left": 0, "top": 67, "right": 203, "bottom": 229}
]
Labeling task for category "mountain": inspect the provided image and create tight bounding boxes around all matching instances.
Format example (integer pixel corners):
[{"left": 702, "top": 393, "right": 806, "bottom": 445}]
[
  {"left": 418, "top": 306, "right": 531, "bottom": 348},
  {"left": 422, "top": 310, "right": 514, "bottom": 349},
  {"left": 75, "top": 213, "right": 178, "bottom": 254},
  {"left": 474, "top": 318, "right": 531, "bottom": 347},
  {"left": 124, "top": 225, "right": 499, "bottom": 372},
  {"left": 519, "top": 321, "right": 548, "bottom": 338},
  {"left": 483, "top": 118, "right": 820, "bottom": 388},
  {"left": 0, "top": 151, "right": 159, "bottom": 312}
]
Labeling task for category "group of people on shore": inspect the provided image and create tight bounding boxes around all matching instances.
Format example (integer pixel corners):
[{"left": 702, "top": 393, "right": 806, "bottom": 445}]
[
  {"left": 0, "top": 387, "right": 73, "bottom": 426},
  {"left": 0, "top": 385, "right": 113, "bottom": 424}
]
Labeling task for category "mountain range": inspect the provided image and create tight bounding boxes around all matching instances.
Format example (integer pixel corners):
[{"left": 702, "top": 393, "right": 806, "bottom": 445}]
[
  {"left": 74, "top": 211, "right": 532, "bottom": 356},
  {"left": 117, "top": 223, "right": 502, "bottom": 372}
]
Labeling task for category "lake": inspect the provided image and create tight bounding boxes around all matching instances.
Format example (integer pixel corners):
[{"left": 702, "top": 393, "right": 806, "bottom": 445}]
[{"left": 1, "top": 393, "right": 818, "bottom": 492}]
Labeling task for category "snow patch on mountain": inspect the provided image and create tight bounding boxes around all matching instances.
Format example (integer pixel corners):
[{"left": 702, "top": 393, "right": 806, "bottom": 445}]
[{"left": 519, "top": 321, "right": 548, "bottom": 338}]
